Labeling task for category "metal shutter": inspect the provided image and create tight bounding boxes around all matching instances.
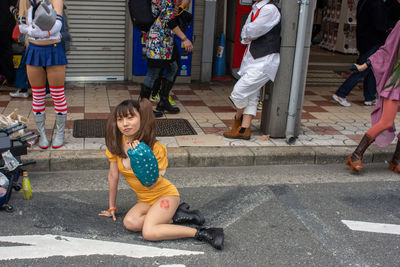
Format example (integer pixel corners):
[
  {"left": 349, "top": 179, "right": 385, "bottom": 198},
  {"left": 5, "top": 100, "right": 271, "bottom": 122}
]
[{"left": 65, "top": 0, "right": 127, "bottom": 81}]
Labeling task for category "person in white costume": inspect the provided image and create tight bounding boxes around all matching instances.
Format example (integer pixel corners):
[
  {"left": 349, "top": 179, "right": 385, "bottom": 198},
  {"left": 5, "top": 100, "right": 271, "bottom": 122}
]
[{"left": 224, "top": 0, "right": 281, "bottom": 140}]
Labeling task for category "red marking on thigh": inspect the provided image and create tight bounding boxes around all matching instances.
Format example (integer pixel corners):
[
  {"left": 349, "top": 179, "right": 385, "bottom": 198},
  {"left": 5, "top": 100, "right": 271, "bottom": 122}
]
[{"left": 160, "top": 199, "right": 170, "bottom": 210}]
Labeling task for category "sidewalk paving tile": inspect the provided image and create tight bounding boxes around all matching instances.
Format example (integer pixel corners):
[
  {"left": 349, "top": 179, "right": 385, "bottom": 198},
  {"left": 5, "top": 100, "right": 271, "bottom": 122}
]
[{"left": 1, "top": 69, "right": 398, "bottom": 154}]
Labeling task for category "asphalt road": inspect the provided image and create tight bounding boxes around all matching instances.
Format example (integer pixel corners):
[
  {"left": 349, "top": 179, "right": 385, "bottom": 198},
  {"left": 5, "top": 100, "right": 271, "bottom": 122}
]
[{"left": 1, "top": 163, "right": 400, "bottom": 266}]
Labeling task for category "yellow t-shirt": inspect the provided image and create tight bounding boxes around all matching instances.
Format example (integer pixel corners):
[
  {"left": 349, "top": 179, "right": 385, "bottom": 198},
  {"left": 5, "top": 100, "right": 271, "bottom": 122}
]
[{"left": 105, "top": 141, "right": 179, "bottom": 205}]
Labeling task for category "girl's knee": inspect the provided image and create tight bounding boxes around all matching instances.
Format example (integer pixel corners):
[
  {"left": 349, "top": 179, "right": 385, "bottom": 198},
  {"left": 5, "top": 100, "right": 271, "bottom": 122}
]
[
  {"left": 142, "top": 226, "right": 159, "bottom": 241},
  {"left": 123, "top": 217, "right": 142, "bottom": 232}
]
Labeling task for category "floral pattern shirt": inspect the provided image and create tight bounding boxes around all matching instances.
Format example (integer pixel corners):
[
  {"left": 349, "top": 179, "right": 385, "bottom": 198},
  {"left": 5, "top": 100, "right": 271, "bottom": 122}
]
[{"left": 146, "top": 0, "right": 175, "bottom": 61}]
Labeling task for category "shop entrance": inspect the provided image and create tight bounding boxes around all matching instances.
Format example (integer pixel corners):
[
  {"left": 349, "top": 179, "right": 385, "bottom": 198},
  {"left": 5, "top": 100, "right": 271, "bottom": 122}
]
[{"left": 309, "top": 0, "right": 358, "bottom": 72}]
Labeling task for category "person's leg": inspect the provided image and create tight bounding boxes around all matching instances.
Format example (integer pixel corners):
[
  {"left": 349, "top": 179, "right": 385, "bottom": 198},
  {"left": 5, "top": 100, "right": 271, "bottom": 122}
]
[
  {"left": 142, "top": 196, "right": 224, "bottom": 249},
  {"left": 224, "top": 71, "right": 269, "bottom": 139},
  {"left": 46, "top": 65, "right": 67, "bottom": 149},
  {"left": 334, "top": 71, "right": 366, "bottom": 100},
  {"left": 359, "top": 47, "right": 379, "bottom": 104},
  {"left": 11, "top": 62, "right": 29, "bottom": 98},
  {"left": 333, "top": 48, "right": 377, "bottom": 106},
  {"left": 123, "top": 202, "right": 151, "bottom": 232},
  {"left": 363, "top": 69, "right": 377, "bottom": 103},
  {"left": 366, "top": 99, "right": 399, "bottom": 139},
  {"left": 141, "top": 196, "right": 197, "bottom": 240},
  {"left": 142, "top": 67, "right": 163, "bottom": 99},
  {"left": 346, "top": 98, "right": 399, "bottom": 172},
  {"left": 142, "top": 66, "right": 164, "bottom": 117},
  {"left": 224, "top": 74, "right": 253, "bottom": 138},
  {"left": 156, "top": 62, "right": 180, "bottom": 113},
  {"left": 151, "top": 69, "right": 164, "bottom": 102},
  {"left": 26, "top": 65, "right": 49, "bottom": 149}
]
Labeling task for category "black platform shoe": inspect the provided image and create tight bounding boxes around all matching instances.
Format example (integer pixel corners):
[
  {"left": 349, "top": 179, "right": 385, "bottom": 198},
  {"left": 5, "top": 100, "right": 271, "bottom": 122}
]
[
  {"left": 172, "top": 202, "right": 205, "bottom": 226},
  {"left": 156, "top": 79, "right": 180, "bottom": 114},
  {"left": 195, "top": 228, "right": 224, "bottom": 250}
]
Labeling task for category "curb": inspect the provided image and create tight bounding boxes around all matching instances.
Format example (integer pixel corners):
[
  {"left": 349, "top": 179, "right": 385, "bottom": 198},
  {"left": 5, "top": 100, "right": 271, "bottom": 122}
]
[{"left": 21, "top": 144, "right": 397, "bottom": 172}]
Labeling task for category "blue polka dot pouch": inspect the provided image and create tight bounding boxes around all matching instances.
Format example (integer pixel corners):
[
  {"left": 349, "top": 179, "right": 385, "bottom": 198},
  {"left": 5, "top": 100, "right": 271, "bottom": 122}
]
[{"left": 127, "top": 142, "right": 159, "bottom": 187}]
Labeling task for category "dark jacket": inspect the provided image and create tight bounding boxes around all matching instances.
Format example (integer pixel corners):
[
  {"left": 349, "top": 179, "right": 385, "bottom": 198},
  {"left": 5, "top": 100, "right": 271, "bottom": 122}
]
[
  {"left": 385, "top": 0, "right": 400, "bottom": 30},
  {"left": 356, "top": 0, "right": 389, "bottom": 55},
  {"left": 0, "top": 0, "right": 17, "bottom": 32}
]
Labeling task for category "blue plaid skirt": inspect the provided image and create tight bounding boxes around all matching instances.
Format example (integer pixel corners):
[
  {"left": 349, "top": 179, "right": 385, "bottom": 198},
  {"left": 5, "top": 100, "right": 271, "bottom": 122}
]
[{"left": 25, "top": 42, "right": 67, "bottom": 67}]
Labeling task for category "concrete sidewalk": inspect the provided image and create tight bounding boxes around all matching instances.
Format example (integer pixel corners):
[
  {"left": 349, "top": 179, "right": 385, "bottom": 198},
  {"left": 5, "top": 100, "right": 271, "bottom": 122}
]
[{"left": 1, "top": 68, "right": 397, "bottom": 171}]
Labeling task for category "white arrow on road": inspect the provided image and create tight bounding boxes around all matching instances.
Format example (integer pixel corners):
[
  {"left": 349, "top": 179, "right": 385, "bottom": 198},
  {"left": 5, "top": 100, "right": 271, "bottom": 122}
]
[
  {"left": 0, "top": 235, "right": 203, "bottom": 260},
  {"left": 342, "top": 220, "right": 400, "bottom": 235}
]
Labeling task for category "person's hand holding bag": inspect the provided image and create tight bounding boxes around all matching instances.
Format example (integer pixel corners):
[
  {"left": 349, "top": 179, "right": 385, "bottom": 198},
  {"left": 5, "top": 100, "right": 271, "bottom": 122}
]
[{"left": 127, "top": 141, "right": 159, "bottom": 187}]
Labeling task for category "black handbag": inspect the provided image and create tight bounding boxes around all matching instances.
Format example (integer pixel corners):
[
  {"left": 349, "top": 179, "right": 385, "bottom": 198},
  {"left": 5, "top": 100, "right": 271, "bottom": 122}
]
[{"left": 176, "top": 10, "right": 192, "bottom": 32}]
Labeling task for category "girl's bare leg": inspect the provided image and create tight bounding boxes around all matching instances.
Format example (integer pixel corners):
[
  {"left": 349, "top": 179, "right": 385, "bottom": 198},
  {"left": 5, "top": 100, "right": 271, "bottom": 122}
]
[
  {"left": 46, "top": 65, "right": 66, "bottom": 86},
  {"left": 26, "top": 65, "right": 46, "bottom": 87},
  {"left": 241, "top": 114, "right": 253, "bottom": 128},
  {"left": 142, "top": 196, "right": 197, "bottom": 241},
  {"left": 123, "top": 202, "right": 151, "bottom": 232}
]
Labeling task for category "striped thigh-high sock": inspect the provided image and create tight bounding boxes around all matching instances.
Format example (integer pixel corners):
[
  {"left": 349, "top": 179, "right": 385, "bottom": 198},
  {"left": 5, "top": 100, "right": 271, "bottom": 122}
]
[
  {"left": 32, "top": 86, "right": 46, "bottom": 114},
  {"left": 50, "top": 85, "right": 68, "bottom": 115}
]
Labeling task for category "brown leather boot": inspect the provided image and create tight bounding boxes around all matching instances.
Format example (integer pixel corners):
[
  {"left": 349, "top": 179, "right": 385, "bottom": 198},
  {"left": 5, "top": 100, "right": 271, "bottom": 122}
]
[
  {"left": 223, "top": 116, "right": 242, "bottom": 137},
  {"left": 389, "top": 140, "right": 400, "bottom": 173},
  {"left": 345, "top": 134, "right": 374, "bottom": 173},
  {"left": 223, "top": 126, "right": 251, "bottom": 140},
  {"left": 231, "top": 116, "right": 242, "bottom": 132}
]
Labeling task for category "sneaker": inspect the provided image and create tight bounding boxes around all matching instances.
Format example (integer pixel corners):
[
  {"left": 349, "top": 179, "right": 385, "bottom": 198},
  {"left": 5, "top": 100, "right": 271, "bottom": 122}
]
[
  {"left": 257, "top": 101, "right": 263, "bottom": 110},
  {"left": 150, "top": 93, "right": 159, "bottom": 102},
  {"left": 364, "top": 99, "right": 377, "bottom": 106},
  {"left": 169, "top": 95, "right": 176, "bottom": 105},
  {"left": 332, "top": 94, "right": 351, "bottom": 107},
  {"left": 9, "top": 89, "right": 29, "bottom": 98}
]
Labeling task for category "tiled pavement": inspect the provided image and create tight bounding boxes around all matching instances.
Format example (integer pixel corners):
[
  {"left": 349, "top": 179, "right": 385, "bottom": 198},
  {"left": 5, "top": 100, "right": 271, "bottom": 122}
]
[{"left": 1, "top": 69, "right": 396, "bottom": 150}]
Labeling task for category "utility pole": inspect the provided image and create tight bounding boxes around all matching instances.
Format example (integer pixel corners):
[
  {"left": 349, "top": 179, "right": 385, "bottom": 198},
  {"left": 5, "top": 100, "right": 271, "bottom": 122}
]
[{"left": 260, "top": 0, "right": 316, "bottom": 139}]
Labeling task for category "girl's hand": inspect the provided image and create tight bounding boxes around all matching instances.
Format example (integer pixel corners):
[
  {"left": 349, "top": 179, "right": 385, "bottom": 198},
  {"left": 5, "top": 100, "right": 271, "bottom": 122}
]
[
  {"left": 127, "top": 140, "right": 140, "bottom": 150},
  {"left": 99, "top": 208, "right": 117, "bottom": 221}
]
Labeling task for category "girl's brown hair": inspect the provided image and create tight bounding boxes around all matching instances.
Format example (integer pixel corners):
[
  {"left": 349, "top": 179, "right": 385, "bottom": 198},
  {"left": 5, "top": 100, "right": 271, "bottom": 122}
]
[{"left": 105, "top": 99, "right": 157, "bottom": 158}]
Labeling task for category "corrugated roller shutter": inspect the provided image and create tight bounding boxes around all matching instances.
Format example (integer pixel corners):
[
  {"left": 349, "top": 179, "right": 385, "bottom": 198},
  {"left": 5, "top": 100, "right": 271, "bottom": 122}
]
[{"left": 65, "top": 0, "right": 127, "bottom": 81}]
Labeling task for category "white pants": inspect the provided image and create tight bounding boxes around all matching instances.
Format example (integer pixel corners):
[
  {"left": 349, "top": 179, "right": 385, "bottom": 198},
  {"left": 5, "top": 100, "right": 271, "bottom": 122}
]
[{"left": 230, "top": 70, "right": 270, "bottom": 116}]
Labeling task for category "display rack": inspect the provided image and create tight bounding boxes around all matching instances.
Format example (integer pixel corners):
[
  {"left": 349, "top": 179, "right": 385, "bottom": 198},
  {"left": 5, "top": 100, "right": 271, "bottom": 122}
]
[{"left": 320, "top": 0, "right": 358, "bottom": 54}]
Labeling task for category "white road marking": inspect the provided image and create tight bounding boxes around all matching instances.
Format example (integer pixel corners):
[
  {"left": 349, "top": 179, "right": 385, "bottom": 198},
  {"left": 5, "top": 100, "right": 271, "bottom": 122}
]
[
  {"left": 342, "top": 220, "right": 400, "bottom": 235},
  {"left": 0, "top": 235, "right": 203, "bottom": 260}
]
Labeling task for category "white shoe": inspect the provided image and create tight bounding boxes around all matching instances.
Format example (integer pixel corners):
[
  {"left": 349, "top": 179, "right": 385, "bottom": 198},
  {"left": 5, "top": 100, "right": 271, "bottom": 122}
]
[
  {"left": 9, "top": 89, "right": 29, "bottom": 98},
  {"left": 364, "top": 99, "right": 377, "bottom": 106},
  {"left": 332, "top": 94, "right": 351, "bottom": 107}
]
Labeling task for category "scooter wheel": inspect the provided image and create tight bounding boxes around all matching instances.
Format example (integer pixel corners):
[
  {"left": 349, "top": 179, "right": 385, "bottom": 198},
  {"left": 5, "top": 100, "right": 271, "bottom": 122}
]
[{"left": 5, "top": 204, "right": 13, "bottom": 212}]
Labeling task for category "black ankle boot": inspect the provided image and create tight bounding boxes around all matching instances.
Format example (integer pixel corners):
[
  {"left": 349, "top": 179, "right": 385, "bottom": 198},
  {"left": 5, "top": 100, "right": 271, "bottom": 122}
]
[
  {"left": 140, "top": 84, "right": 152, "bottom": 99},
  {"left": 195, "top": 228, "right": 224, "bottom": 250},
  {"left": 156, "top": 79, "right": 180, "bottom": 114},
  {"left": 151, "top": 78, "right": 162, "bottom": 99},
  {"left": 173, "top": 202, "right": 205, "bottom": 226}
]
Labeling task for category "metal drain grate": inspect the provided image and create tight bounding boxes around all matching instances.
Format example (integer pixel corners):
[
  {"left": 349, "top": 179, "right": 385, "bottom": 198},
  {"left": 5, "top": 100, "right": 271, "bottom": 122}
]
[{"left": 73, "top": 118, "right": 197, "bottom": 138}]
